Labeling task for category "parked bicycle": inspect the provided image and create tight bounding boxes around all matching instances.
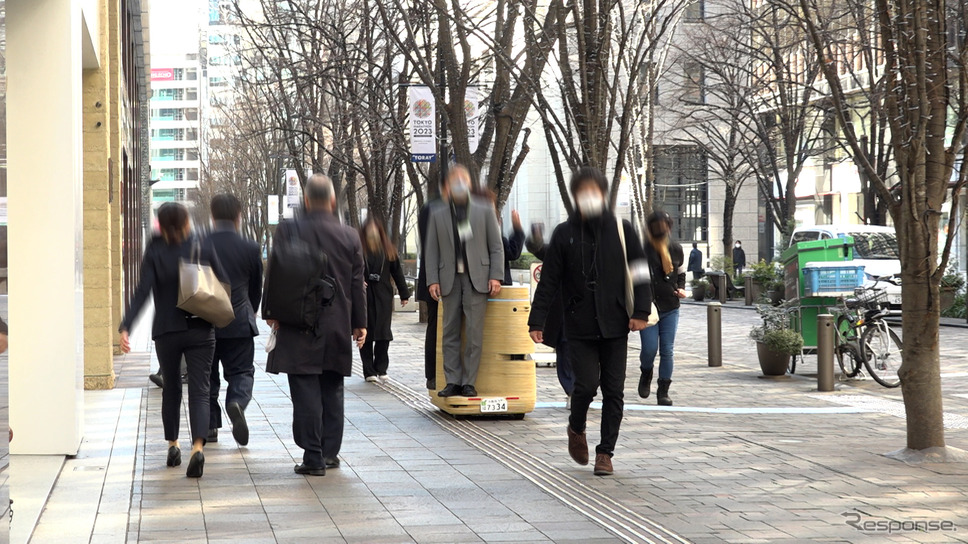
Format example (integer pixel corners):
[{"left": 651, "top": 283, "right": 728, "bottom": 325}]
[{"left": 833, "top": 275, "right": 903, "bottom": 388}]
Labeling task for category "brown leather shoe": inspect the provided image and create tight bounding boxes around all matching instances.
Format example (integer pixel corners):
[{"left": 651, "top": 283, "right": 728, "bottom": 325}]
[
  {"left": 593, "top": 453, "right": 613, "bottom": 476},
  {"left": 567, "top": 426, "right": 589, "bottom": 465}
]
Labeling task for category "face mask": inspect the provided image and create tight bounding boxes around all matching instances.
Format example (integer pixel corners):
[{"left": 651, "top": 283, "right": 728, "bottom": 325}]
[
  {"left": 577, "top": 194, "right": 604, "bottom": 218},
  {"left": 735, "top": 243, "right": 741, "bottom": 248},
  {"left": 451, "top": 182, "right": 469, "bottom": 203}
]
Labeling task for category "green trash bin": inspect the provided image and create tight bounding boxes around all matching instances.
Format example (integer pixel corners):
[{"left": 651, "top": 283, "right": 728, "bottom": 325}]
[{"left": 780, "top": 238, "right": 855, "bottom": 349}]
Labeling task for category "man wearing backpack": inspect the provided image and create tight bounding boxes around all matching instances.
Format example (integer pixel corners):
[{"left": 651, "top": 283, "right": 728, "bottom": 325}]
[{"left": 263, "top": 174, "right": 367, "bottom": 476}]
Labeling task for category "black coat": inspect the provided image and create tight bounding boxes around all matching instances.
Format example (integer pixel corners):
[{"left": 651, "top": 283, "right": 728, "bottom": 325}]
[
  {"left": 206, "top": 221, "right": 263, "bottom": 339},
  {"left": 529, "top": 213, "right": 653, "bottom": 341},
  {"left": 646, "top": 240, "right": 687, "bottom": 312},
  {"left": 364, "top": 251, "right": 411, "bottom": 341},
  {"left": 415, "top": 199, "right": 440, "bottom": 303},
  {"left": 266, "top": 211, "right": 367, "bottom": 376},
  {"left": 120, "top": 235, "right": 227, "bottom": 338},
  {"left": 688, "top": 248, "right": 703, "bottom": 273},
  {"left": 732, "top": 246, "right": 747, "bottom": 269},
  {"left": 502, "top": 228, "right": 525, "bottom": 285},
  {"left": 526, "top": 236, "right": 563, "bottom": 349}
]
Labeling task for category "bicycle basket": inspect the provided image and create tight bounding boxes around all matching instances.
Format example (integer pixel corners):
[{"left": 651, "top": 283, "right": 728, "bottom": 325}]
[{"left": 853, "top": 287, "right": 888, "bottom": 309}]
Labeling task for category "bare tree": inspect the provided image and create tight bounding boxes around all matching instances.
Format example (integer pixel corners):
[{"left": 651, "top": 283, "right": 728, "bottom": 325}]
[
  {"left": 669, "top": 13, "right": 760, "bottom": 255},
  {"left": 797, "top": 0, "right": 968, "bottom": 452},
  {"left": 533, "top": 0, "right": 692, "bottom": 212}
]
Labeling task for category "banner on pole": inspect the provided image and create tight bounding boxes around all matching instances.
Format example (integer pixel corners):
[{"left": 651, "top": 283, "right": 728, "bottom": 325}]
[
  {"left": 285, "top": 170, "right": 301, "bottom": 209},
  {"left": 466, "top": 86, "right": 481, "bottom": 154},
  {"left": 408, "top": 86, "right": 437, "bottom": 162}
]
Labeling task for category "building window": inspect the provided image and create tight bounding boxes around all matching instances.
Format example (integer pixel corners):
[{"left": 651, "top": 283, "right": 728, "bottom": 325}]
[
  {"left": 186, "top": 89, "right": 198, "bottom": 101},
  {"left": 684, "top": 0, "right": 704, "bottom": 22},
  {"left": 682, "top": 62, "right": 705, "bottom": 105},
  {"left": 173, "top": 68, "right": 184, "bottom": 80},
  {"left": 653, "top": 146, "right": 708, "bottom": 242},
  {"left": 186, "top": 69, "right": 198, "bottom": 81}
]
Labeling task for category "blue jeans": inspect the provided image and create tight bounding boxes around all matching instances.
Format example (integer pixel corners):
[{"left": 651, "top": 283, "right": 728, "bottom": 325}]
[
  {"left": 556, "top": 334, "right": 575, "bottom": 396},
  {"left": 639, "top": 308, "right": 680, "bottom": 381}
]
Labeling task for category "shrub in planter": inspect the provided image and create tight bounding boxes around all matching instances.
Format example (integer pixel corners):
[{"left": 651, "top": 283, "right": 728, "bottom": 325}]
[
  {"left": 750, "top": 304, "right": 802, "bottom": 376},
  {"left": 940, "top": 266, "right": 965, "bottom": 313}
]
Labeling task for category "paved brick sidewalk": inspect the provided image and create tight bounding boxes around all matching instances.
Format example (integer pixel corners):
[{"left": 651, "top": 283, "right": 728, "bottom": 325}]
[{"left": 24, "top": 303, "right": 968, "bottom": 543}]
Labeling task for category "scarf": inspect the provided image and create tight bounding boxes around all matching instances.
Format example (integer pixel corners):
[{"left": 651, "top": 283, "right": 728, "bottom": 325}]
[{"left": 649, "top": 233, "right": 674, "bottom": 276}]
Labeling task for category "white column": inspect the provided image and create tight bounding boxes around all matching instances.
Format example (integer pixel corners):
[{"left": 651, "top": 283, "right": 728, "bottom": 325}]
[{"left": 7, "top": 0, "right": 85, "bottom": 455}]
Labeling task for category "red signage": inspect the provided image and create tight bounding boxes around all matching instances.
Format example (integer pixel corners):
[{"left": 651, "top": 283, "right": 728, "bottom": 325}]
[{"left": 151, "top": 68, "right": 174, "bottom": 81}]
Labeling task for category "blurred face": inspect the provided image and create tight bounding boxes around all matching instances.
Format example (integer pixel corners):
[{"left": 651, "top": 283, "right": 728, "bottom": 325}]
[
  {"left": 448, "top": 171, "right": 471, "bottom": 204},
  {"left": 649, "top": 221, "right": 669, "bottom": 240},
  {"left": 366, "top": 225, "right": 381, "bottom": 249},
  {"left": 574, "top": 181, "right": 605, "bottom": 219}
]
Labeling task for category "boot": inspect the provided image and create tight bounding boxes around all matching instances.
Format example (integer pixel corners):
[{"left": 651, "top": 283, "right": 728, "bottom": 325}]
[
  {"left": 638, "top": 367, "right": 653, "bottom": 399},
  {"left": 656, "top": 379, "right": 673, "bottom": 406},
  {"left": 567, "top": 425, "right": 589, "bottom": 465}
]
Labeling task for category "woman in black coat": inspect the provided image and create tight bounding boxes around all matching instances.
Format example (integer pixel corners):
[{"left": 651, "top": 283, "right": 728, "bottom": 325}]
[
  {"left": 119, "top": 202, "right": 227, "bottom": 478},
  {"left": 359, "top": 217, "right": 411, "bottom": 383}
]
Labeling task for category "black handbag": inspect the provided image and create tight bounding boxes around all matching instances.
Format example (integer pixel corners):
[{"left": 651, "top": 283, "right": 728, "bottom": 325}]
[{"left": 262, "top": 221, "right": 339, "bottom": 330}]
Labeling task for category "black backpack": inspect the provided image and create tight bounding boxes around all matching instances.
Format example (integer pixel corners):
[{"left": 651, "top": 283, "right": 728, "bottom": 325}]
[{"left": 262, "top": 220, "right": 338, "bottom": 330}]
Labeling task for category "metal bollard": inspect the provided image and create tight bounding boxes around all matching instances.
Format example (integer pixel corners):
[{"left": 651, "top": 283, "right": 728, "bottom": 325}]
[
  {"left": 817, "top": 314, "right": 834, "bottom": 391},
  {"left": 707, "top": 302, "right": 722, "bottom": 367}
]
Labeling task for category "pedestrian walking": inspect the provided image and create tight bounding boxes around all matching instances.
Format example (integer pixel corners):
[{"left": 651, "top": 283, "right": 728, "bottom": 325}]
[
  {"left": 688, "top": 242, "right": 703, "bottom": 280},
  {"left": 526, "top": 224, "right": 575, "bottom": 407},
  {"left": 205, "top": 194, "right": 263, "bottom": 446},
  {"left": 639, "top": 211, "right": 687, "bottom": 406},
  {"left": 425, "top": 165, "right": 505, "bottom": 398},
  {"left": 733, "top": 240, "right": 747, "bottom": 278},
  {"left": 119, "top": 202, "right": 227, "bottom": 478},
  {"left": 359, "top": 216, "right": 411, "bottom": 383},
  {"left": 528, "top": 166, "right": 652, "bottom": 477},
  {"left": 417, "top": 196, "right": 442, "bottom": 390},
  {"left": 263, "top": 174, "right": 366, "bottom": 476}
]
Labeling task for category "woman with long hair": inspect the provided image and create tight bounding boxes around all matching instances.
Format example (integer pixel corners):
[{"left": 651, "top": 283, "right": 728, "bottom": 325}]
[
  {"left": 119, "top": 202, "right": 226, "bottom": 478},
  {"left": 359, "top": 216, "right": 411, "bottom": 383},
  {"left": 638, "top": 210, "right": 686, "bottom": 406}
]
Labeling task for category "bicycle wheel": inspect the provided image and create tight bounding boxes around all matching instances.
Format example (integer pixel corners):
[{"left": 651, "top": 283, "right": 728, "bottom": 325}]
[
  {"left": 836, "top": 343, "right": 860, "bottom": 378},
  {"left": 861, "top": 324, "right": 902, "bottom": 388}
]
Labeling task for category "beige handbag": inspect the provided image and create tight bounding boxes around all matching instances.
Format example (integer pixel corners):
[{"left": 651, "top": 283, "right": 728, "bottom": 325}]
[
  {"left": 616, "top": 217, "right": 660, "bottom": 326},
  {"left": 176, "top": 243, "right": 235, "bottom": 328}
]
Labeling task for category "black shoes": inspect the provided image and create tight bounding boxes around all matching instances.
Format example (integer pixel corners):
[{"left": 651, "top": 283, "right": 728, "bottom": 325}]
[
  {"left": 149, "top": 372, "right": 164, "bottom": 389},
  {"left": 438, "top": 384, "right": 462, "bottom": 397},
  {"left": 207, "top": 428, "right": 218, "bottom": 443},
  {"left": 426, "top": 378, "right": 436, "bottom": 390},
  {"left": 324, "top": 457, "right": 340, "bottom": 469},
  {"left": 656, "top": 379, "right": 673, "bottom": 406},
  {"left": 186, "top": 451, "right": 205, "bottom": 478},
  {"left": 638, "top": 368, "right": 653, "bottom": 399},
  {"left": 461, "top": 385, "right": 477, "bottom": 397},
  {"left": 227, "top": 402, "right": 249, "bottom": 446},
  {"left": 294, "top": 464, "right": 326, "bottom": 476},
  {"left": 167, "top": 446, "right": 181, "bottom": 467}
]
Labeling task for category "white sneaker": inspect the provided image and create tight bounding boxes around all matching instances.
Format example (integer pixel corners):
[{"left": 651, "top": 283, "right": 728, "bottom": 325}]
[
  {"left": 365, "top": 376, "right": 379, "bottom": 383},
  {"left": 379, "top": 375, "right": 389, "bottom": 384}
]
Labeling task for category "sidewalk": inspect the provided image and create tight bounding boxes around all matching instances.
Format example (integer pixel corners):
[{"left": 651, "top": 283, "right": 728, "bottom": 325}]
[{"left": 18, "top": 305, "right": 968, "bottom": 543}]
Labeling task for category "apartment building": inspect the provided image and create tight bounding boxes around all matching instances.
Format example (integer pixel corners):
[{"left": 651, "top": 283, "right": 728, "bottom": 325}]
[{"left": 149, "top": 54, "right": 202, "bottom": 211}]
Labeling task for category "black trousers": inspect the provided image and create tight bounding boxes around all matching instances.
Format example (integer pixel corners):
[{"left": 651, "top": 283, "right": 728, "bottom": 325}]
[
  {"left": 287, "top": 371, "right": 344, "bottom": 466},
  {"left": 154, "top": 321, "right": 216, "bottom": 443},
  {"left": 209, "top": 337, "right": 256, "bottom": 429},
  {"left": 568, "top": 336, "right": 628, "bottom": 457},
  {"left": 360, "top": 339, "right": 391, "bottom": 378},
  {"left": 424, "top": 297, "right": 439, "bottom": 382}
]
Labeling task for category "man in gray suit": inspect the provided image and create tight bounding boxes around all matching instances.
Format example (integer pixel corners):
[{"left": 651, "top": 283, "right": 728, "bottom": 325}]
[{"left": 426, "top": 165, "right": 505, "bottom": 397}]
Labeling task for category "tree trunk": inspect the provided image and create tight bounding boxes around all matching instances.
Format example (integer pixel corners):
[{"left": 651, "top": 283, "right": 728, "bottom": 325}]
[{"left": 722, "top": 182, "right": 737, "bottom": 259}]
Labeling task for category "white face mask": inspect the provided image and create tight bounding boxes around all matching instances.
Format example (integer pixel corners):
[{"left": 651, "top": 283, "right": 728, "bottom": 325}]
[
  {"left": 735, "top": 243, "right": 741, "bottom": 248},
  {"left": 577, "top": 194, "right": 605, "bottom": 218},
  {"left": 450, "top": 182, "right": 470, "bottom": 203}
]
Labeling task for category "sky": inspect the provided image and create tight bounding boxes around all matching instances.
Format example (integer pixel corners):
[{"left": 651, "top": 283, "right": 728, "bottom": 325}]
[{"left": 149, "top": 0, "right": 204, "bottom": 58}]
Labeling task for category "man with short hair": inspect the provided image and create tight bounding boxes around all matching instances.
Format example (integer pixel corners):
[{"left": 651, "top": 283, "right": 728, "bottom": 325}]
[
  {"left": 425, "top": 165, "right": 505, "bottom": 398},
  {"left": 732, "top": 240, "right": 747, "bottom": 278},
  {"left": 264, "top": 174, "right": 367, "bottom": 476},
  {"left": 688, "top": 242, "right": 703, "bottom": 281},
  {"left": 206, "top": 194, "right": 263, "bottom": 445},
  {"left": 528, "top": 166, "right": 652, "bottom": 477}
]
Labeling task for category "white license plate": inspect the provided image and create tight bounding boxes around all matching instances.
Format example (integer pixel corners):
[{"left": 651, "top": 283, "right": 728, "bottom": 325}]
[
  {"left": 480, "top": 398, "right": 508, "bottom": 413},
  {"left": 889, "top": 294, "right": 902, "bottom": 306}
]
